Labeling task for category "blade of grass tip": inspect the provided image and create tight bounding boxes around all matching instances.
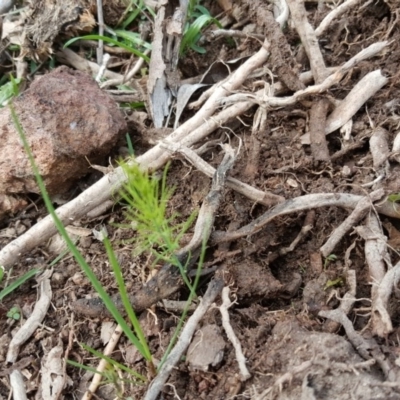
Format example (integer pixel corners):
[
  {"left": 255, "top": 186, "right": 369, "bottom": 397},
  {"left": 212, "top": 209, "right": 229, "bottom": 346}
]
[
  {"left": 102, "top": 234, "right": 152, "bottom": 363},
  {"left": 81, "top": 343, "right": 146, "bottom": 381},
  {"left": 9, "top": 103, "right": 149, "bottom": 359},
  {"left": 190, "top": 43, "right": 206, "bottom": 54},
  {"left": 66, "top": 359, "right": 113, "bottom": 382},
  {"left": 125, "top": 133, "right": 135, "bottom": 156},
  {"left": 0, "top": 268, "right": 39, "bottom": 301}
]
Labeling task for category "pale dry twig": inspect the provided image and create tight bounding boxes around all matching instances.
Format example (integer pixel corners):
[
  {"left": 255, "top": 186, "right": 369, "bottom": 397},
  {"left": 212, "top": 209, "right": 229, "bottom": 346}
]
[{"left": 219, "top": 286, "right": 251, "bottom": 381}]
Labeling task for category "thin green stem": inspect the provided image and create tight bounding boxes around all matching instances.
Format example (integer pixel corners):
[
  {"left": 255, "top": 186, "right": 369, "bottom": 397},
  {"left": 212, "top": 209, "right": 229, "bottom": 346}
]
[
  {"left": 103, "top": 235, "right": 153, "bottom": 364},
  {"left": 10, "top": 103, "right": 149, "bottom": 362},
  {"left": 157, "top": 236, "right": 207, "bottom": 371}
]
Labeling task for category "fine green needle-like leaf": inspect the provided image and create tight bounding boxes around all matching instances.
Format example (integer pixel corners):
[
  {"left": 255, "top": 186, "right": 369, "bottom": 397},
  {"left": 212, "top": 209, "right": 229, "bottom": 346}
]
[{"left": 66, "top": 359, "right": 112, "bottom": 381}]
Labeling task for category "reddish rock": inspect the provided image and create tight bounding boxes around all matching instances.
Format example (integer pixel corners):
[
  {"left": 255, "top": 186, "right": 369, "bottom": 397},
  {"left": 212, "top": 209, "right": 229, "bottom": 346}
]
[{"left": 0, "top": 66, "right": 127, "bottom": 216}]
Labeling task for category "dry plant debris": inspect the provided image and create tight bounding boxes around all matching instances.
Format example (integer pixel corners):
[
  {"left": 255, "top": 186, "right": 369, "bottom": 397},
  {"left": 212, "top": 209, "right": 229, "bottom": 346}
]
[{"left": 1, "top": 0, "right": 400, "bottom": 399}]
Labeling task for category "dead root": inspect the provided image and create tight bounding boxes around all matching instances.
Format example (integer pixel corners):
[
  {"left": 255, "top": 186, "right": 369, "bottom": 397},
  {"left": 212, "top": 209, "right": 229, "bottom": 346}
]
[{"left": 143, "top": 279, "right": 224, "bottom": 400}]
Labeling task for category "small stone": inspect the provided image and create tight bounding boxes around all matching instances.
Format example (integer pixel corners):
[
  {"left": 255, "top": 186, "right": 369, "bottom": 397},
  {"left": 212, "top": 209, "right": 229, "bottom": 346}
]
[
  {"left": 79, "top": 236, "right": 93, "bottom": 249},
  {"left": 0, "top": 66, "right": 127, "bottom": 219},
  {"left": 341, "top": 165, "right": 352, "bottom": 177},
  {"left": 186, "top": 324, "right": 225, "bottom": 371},
  {"left": 71, "top": 272, "right": 87, "bottom": 286},
  {"left": 51, "top": 272, "right": 66, "bottom": 287}
]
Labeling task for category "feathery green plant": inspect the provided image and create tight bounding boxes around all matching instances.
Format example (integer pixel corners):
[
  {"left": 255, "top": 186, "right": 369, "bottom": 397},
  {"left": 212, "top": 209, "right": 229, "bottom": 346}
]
[
  {"left": 117, "top": 160, "right": 206, "bottom": 372},
  {"left": 118, "top": 161, "right": 197, "bottom": 265}
]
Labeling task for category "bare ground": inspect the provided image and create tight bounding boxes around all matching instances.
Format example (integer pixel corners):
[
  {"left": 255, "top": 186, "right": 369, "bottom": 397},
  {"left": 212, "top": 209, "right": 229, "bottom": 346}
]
[{"left": 2, "top": 1, "right": 400, "bottom": 399}]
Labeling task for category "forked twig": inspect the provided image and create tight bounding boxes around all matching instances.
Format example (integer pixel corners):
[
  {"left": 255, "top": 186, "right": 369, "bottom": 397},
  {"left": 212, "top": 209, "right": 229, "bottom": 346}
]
[
  {"left": 219, "top": 287, "right": 251, "bottom": 381},
  {"left": 212, "top": 193, "right": 400, "bottom": 245},
  {"left": 319, "top": 308, "right": 400, "bottom": 381},
  {"left": 160, "top": 141, "right": 284, "bottom": 206},
  {"left": 320, "top": 189, "right": 384, "bottom": 257}
]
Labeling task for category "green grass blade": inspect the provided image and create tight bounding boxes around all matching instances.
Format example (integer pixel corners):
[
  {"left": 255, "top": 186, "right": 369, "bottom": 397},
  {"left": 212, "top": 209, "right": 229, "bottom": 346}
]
[
  {"left": 125, "top": 133, "right": 135, "bottom": 156},
  {"left": 120, "top": 0, "right": 143, "bottom": 29},
  {"left": 102, "top": 233, "right": 152, "bottom": 362},
  {"left": 9, "top": 104, "right": 149, "bottom": 360},
  {"left": 0, "top": 268, "right": 39, "bottom": 301},
  {"left": 181, "top": 14, "right": 220, "bottom": 55},
  {"left": 119, "top": 0, "right": 156, "bottom": 28},
  {"left": 66, "top": 359, "right": 112, "bottom": 381},
  {"left": 48, "top": 242, "right": 75, "bottom": 266},
  {"left": 64, "top": 35, "right": 150, "bottom": 62},
  {"left": 81, "top": 343, "right": 146, "bottom": 381},
  {"left": 114, "top": 29, "right": 152, "bottom": 50}
]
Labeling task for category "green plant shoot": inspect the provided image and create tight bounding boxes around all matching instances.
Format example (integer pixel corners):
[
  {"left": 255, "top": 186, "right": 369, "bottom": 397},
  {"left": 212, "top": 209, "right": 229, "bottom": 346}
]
[
  {"left": 9, "top": 103, "right": 152, "bottom": 376},
  {"left": 119, "top": 161, "right": 197, "bottom": 265},
  {"left": 388, "top": 193, "right": 400, "bottom": 203},
  {"left": 0, "top": 268, "right": 39, "bottom": 302},
  {"left": 324, "top": 277, "right": 344, "bottom": 290},
  {"left": 7, "top": 306, "right": 21, "bottom": 321},
  {"left": 0, "top": 76, "right": 22, "bottom": 107},
  {"left": 181, "top": 3, "right": 221, "bottom": 54},
  {"left": 64, "top": 35, "right": 150, "bottom": 62}
]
